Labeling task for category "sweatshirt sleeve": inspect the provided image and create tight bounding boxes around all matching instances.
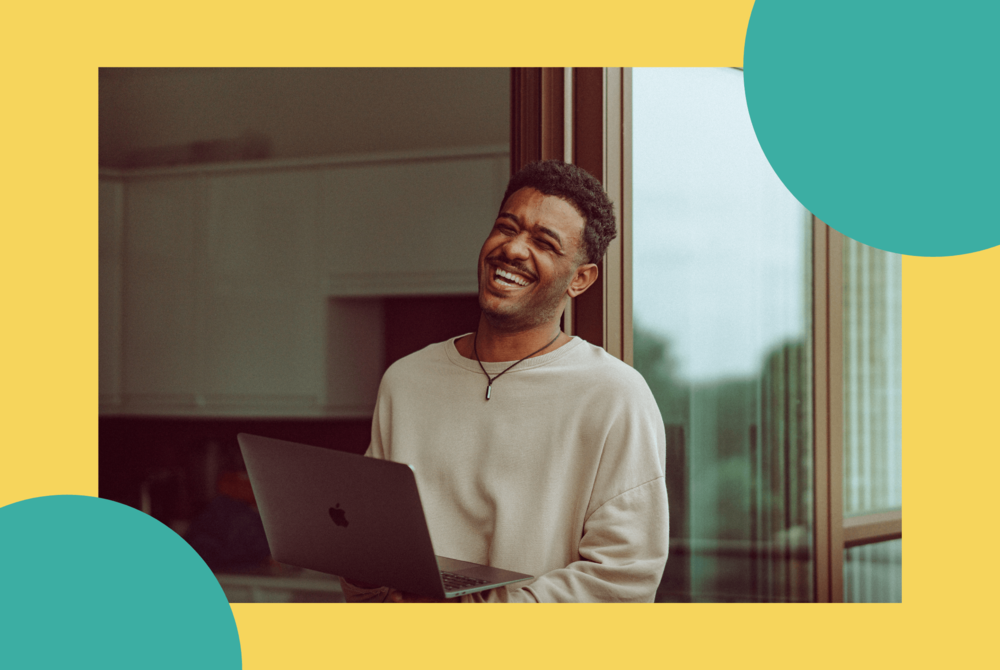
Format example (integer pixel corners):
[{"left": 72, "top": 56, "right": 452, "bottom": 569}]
[{"left": 465, "top": 477, "right": 669, "bottom": 603}]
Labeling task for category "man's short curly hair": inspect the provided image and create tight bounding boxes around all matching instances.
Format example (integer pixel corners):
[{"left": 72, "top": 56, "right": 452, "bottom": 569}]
[{"left": 500, "top": 160, "right": 617, "bottom": 265}]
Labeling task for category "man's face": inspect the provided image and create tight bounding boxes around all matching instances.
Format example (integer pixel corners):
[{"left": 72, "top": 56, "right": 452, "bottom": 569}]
[{"left": 477, "top": 187, "right": 591, "bottom": 331}]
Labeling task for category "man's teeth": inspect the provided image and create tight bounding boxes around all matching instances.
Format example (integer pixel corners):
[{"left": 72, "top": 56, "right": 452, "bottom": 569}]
[{"left": 495, "top": 268, "right": 530, "bottom": 287}]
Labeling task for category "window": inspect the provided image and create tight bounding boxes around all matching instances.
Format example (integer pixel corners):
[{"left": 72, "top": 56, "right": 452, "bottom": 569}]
[
  {"left": 510, "top": 67, "right": 904, "bottom": 602},
  {"left": 840, "top": 237, "right": 903, "bottom": 602},
  {"left": 632, "top": 68, "right": 813, "bottom": 601}
]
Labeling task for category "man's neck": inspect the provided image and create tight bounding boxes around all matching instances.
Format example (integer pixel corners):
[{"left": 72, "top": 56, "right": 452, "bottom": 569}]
[{"left": 458, "top": 315, "right": 567, "bottom": 362}]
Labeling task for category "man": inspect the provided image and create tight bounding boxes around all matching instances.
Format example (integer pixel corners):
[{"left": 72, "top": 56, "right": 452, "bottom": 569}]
[{"left": 341, "top": 160, "right": 668, "bottom": 602}]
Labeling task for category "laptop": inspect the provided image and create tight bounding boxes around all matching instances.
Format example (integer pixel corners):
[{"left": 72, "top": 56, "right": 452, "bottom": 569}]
[{"left": 237, "top": 433, "right": 533, "bottom": 599}]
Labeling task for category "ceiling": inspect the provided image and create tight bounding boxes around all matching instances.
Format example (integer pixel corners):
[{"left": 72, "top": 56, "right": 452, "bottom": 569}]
[{"left": 99, "top": 68, "right": 510, "bottom": 168}]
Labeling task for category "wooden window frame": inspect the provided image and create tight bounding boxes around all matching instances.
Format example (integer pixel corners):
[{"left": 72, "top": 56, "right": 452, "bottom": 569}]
[
  {"left": 510, "top": 68, "right": 630, "bottom": 357},
  {"left": 816, "top": 222, "right": 903, "bottom": 601}
]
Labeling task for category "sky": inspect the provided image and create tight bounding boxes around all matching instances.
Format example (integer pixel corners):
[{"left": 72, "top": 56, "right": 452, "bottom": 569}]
[{"left": 632, "top": 68, "right": 811, "bottom": 382}]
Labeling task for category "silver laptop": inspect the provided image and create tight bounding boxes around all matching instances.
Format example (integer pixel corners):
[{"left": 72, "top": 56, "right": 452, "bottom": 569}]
[{"left": 237, "top": 433, "right": 533, "bottom": 599}]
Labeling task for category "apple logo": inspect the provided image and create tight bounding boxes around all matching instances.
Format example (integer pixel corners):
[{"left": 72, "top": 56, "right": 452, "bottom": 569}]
[{"left": 328, "top": 503, "right": 349, "bottom": 528}]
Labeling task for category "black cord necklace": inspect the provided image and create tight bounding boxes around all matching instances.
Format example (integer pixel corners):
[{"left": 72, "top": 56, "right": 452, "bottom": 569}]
[{"left": 473, "top": 330, "right": 561, "bottom": 401}]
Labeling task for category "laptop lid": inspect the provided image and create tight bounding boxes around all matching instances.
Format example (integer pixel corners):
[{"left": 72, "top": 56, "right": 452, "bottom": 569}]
[{"left": 237, "top": 433, "right": 531, "bottom": 599}]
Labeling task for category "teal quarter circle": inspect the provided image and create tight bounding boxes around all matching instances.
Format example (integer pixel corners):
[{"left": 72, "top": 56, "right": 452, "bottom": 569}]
[
  {"left": 743, "top": 0, "right": 999, "bottom": 257},
  {"left": 0, "top": 495, "right": 241, "bottom": 669}
]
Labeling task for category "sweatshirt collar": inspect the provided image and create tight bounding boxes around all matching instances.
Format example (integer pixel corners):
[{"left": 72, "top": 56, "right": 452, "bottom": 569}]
[{"left": 445, "top": 333, "right": 584, "bottom": 374}]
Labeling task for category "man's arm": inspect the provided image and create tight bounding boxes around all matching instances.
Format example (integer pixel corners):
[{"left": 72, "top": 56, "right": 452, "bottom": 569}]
[{"left": 463, "top": 477, "right": 670, "bottom": 603}]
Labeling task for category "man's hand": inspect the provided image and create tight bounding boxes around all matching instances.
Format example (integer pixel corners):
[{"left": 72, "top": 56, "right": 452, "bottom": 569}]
[
  {"left": 388, "top": 589, "right": 457, "bottom": 603},
  {"left": 342, "top": 576, "right": 382, "bottom": 590},
  {"left": 342, "top": 576, "right": 457, "bottom": 602}
]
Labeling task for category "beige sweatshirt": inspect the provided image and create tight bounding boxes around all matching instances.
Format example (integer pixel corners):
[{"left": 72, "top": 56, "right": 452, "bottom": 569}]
[{"left": 343, "top": 335, "right": 669, "bottom": 602}]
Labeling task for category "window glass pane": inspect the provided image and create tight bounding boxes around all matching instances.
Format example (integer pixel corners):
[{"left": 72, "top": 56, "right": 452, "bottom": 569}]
[
  {"left": 632, "top": 68, "right": 814, "bottom": 602},
  {"left": 844, "top": 538, "right": 902, "bottom": 602},
  {"left": 843, "top": 237, "right": 903, "bottom": 516}
]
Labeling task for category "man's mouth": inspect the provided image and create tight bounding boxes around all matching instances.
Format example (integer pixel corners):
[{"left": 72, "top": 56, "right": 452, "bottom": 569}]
[{"left": 494, "top": 266, "right": 532, "bottom": 287}]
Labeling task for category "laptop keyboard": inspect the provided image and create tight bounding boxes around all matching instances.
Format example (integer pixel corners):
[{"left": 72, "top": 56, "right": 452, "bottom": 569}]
[{"left": 441, "top": 571, "right": 491, "bottom": 592}]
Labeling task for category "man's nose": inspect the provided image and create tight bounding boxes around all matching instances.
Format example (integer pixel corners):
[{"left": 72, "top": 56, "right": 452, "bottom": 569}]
[{"left": 501, "top": 232, "right": 531, "bottom": 259}]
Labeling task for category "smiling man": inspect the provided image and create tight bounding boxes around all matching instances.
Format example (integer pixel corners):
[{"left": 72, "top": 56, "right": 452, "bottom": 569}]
[{"left": 342, "top": 160, "right": 669, "bottom": 602}]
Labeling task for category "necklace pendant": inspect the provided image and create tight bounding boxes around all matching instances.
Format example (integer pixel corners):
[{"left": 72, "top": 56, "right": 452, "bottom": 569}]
[{"left": 473, "top": 330, "right": 560, "bottom": 404}]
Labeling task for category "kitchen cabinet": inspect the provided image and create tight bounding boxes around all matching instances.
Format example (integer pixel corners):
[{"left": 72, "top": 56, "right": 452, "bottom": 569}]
[{"left": 100, "top": 147, "right": 507, "bottom": 417}]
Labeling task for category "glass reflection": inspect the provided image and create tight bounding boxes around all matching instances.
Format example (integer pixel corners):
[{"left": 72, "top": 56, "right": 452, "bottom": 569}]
[
  {"left": 844, "top": 539, "right": 902, "bottom": 603},
  {"left": 843, "top": 237, "right": 903, "bottom": 517},
  {"left": 633, "top": 68, "right": 813, "bottom": 601}
]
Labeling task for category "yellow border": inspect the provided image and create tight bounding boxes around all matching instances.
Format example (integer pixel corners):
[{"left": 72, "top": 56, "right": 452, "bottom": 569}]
[{"left": 4, "top": 1, "right": 996, "bottom": 668}]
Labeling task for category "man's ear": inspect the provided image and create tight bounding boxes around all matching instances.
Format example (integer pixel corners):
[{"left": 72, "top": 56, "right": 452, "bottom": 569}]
[{"left": 567, "top": 263, "right": 599, "bottom": 298}]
